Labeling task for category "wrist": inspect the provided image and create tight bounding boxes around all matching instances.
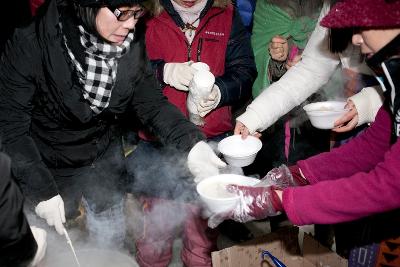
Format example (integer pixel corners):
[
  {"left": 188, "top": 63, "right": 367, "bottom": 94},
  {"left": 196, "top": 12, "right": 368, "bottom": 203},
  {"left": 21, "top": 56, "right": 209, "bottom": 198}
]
[
  {"left": 156, "top": 61, "right": 166, "bottom": 85},
  {"left": 162, "top": 63, "right": 171, "bottom": 84},
  {"left": 270, "top": 189, "right": 283, "bottom": 212},
  {"left": 213, "top": 84, "right": 222, "bottom": 108},
  {"left": 288, "top": 165, "right": 309, "bottom": 186},
  {"left": 275, "top": 190, "right": 283, "bottom": 201},
  {"left": 236, "top": 111, "right": 261, "bottom": 135}
]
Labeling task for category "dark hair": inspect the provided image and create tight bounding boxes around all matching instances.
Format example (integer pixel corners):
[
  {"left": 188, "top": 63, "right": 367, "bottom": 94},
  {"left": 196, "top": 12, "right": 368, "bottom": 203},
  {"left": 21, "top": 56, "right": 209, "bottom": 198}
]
[
  {"left": 328, "top": 27, "right": 353, "bottom": 53},
  {"left": 73, "top": 3, "right": 100, "bottom": 34},
  {"left": 327, "top": 0, "right": 353, "bottom": 53}
]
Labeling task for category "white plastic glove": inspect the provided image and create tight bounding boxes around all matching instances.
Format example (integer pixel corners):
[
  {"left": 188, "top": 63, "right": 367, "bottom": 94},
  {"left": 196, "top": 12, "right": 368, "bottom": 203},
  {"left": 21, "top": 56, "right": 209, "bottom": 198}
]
[
  {"left": 188, "top": 141, "right": 227, "bottom": 183},
  {"left": 163, "top": 62, "right": 197, "bottom": 91},
  {"left": 207, "top": 185, "right": 283, "bottom": 229},
  {"left": 35, "top": 194, "right": 66, "bottom": 235},
  {"left": 29, "top": 226, "right": 47, "bottom": 267},
  {"left": 197, "top": 85, "right": 221, "bottom": 117}
]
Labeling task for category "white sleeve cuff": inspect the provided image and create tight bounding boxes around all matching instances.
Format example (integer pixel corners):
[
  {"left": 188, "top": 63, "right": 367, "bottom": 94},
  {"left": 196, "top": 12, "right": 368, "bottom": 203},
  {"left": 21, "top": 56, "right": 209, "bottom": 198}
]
[
  {"left": 348, "top": 86, "right": 384, "bottom": 126},
  {"left": 236, "top": 108, "right": 265, "bottom": 134}
]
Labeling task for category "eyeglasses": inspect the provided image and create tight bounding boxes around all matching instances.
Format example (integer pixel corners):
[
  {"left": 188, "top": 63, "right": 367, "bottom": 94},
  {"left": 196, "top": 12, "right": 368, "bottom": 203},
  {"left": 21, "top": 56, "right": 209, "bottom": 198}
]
[{"left": 109, "top": 7, "right": 145, "bottom": 21}]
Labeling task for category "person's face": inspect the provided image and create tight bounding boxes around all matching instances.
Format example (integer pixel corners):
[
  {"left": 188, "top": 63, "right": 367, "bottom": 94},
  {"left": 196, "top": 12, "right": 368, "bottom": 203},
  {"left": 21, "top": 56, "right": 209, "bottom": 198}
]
[
  {"left": 352, "top": 28, "right": 400, "bottom": 58},
  {"left": 96, "top": 5, "right": 143, "bottom": 45},
  {"left": 172, "top": 0, "right": 203, "bottom": 8}
]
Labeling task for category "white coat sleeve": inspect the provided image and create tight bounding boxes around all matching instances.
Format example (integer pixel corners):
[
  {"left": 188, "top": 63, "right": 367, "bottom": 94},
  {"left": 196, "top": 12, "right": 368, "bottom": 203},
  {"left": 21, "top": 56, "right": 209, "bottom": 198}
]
[
  {"left": 348, "top": 86, "right": 384, "bottom": 126},
  {"left": 237, "top": 3, "right": 340, "bottom": 133}
]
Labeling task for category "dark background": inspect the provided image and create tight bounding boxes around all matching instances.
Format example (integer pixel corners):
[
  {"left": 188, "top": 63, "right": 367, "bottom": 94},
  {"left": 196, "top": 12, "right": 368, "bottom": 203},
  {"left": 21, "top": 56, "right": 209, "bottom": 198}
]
[{"left": 1, "top": 0, "right": 32, "bottom": 52}]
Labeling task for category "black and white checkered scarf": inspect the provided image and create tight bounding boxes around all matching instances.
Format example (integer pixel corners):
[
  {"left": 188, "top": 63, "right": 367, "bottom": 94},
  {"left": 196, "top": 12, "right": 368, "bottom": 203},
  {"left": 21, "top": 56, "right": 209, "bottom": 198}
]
[{"left": 65, "top": 25, "right": 134, "bottom": 114}]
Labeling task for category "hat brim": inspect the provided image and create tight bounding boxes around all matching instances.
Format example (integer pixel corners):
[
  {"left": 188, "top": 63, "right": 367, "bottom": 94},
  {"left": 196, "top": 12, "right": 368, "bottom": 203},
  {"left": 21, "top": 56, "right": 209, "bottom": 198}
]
[{"left": 321, "top": 1, "right": 400, "bottom": 29}]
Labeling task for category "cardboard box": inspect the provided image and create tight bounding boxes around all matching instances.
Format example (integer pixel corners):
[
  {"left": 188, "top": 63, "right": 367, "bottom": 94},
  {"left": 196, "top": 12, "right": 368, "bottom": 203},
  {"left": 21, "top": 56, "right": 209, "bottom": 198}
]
[
  {"left": 212, "top": 227, "right": 347, "bottom": 267},
  {"left": 375, "top": 236, "right": 400, "bottom": 267}
]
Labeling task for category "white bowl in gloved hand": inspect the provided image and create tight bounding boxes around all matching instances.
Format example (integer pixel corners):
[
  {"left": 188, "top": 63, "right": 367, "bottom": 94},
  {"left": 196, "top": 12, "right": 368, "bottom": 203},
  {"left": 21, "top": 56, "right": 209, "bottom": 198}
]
[
  {"left": 196, "top": 174, "right": 260, "bottom": 215},
  {"left": 303, "top": 101, "right": 349, "bottom": 129},
  {"left": 218, "top": 135, "right": 262, "bottom": 167}
]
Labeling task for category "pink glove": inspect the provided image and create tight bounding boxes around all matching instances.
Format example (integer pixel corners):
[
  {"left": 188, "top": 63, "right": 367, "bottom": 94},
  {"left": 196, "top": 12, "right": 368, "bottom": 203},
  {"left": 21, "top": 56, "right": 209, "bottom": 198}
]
[
  {"left": 208, "top": 184, "right": 282, "bottom": 228},
  {"left": 262, "top": 164, "right": 308, "bottom": 190}
]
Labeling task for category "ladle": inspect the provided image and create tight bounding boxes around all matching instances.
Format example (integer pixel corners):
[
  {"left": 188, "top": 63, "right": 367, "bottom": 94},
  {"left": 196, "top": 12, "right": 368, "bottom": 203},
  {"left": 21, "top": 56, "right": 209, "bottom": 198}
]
[{"left": 63, "top": 228, "right": 81, "bottom": 267}]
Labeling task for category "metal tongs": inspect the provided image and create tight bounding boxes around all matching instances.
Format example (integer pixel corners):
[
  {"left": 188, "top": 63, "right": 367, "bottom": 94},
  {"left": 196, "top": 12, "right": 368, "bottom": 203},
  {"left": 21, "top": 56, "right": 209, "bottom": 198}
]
[{"left": 63, "top": 228, "right": 81, "bottom": 267}]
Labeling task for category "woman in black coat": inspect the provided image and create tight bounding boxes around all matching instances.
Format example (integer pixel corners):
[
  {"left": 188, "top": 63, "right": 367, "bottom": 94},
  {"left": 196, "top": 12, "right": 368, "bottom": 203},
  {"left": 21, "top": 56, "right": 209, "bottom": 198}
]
[{"left": 0, "top": 0, "right": 224, "bottom": 238}]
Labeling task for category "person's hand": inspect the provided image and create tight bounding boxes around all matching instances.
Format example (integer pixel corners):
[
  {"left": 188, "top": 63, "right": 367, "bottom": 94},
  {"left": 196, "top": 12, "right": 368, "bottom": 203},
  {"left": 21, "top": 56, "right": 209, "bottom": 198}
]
[
  {"left": 163, "top": 62, "right": 197, "bottom": 91},
  {"left": 197, "top": 85, "right": 221, "bottom": 117},
  {"left": 188, "top": 141, "right": 227, "bottom": 183},
  {"left": 260, "top": 164, "right": 309, "bottom": 190},
  {"left": 268, "top": 36, "right": 288, "bottom": 62},
  {"left": 234, "top": 121, "right": 261, "bottom": 139},
  {"left": 333, "top": 100, "right": 359, "bottom": 132},
  {"left": 234, "top": 121, "right": 250, "bottom": 137},
  {"left": 29, "top": 226, "right": 47, "bottom": 267},
  {"left": 35, "top": 194, "right": 66, "bottom": 235},
  {"left": 208, "top": 185, "right": 283, "bottom": 228}
]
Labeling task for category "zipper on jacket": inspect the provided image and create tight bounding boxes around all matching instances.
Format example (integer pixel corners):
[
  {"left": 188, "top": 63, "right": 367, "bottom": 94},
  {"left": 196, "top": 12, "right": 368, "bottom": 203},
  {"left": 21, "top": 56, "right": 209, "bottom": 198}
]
[
  {"left": 196, "top": 38, "right": 203, "bottom": 62},
  {"left": 187, "top": 43, "right": 192, "bottom": 61},
  {"left": 182, "top": 9, "right": 224, "bottom": 61}
]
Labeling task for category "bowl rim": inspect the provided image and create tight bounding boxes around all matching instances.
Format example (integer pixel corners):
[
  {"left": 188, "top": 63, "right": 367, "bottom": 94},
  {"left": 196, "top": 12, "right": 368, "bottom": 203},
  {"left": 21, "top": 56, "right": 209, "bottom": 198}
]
[
  {"left": 196, "top": 174, "right": 259, "bottom": 201},
  {"left": 306, "top": 109, "right": 348, "bottom": 117},
  {"left": 218, "top": 135, "right": 262, "bottom": 158},
  {"left": 303, "top": 100, "right": 348, "bottom": 113}
]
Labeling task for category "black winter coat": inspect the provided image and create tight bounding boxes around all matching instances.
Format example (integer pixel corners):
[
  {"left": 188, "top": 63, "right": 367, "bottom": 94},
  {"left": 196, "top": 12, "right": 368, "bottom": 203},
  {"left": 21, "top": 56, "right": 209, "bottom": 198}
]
[
  {"left": 0, "top": 0, "right": 204, "bottom": 203},
  {"left": 366, "top": 34, "right": 400, "bottom": 141},
  {"left": 0, "top": 152, "right": 37, "bottom": 267}
]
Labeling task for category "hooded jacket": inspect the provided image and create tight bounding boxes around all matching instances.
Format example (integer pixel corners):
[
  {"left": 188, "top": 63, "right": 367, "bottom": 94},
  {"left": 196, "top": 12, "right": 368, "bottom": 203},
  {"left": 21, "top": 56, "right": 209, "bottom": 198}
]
[
  {"left": 145, "top": 0, "right": 256, "bottom": 138},
  {"left": 0, "top": 0, "right": 204, "bottom": 202}
]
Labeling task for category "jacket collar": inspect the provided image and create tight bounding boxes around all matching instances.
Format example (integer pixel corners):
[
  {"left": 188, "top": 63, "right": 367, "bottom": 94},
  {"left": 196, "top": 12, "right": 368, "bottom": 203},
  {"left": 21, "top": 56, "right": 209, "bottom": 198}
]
[
  {"left": 367, "top": 34, "right": 400, "bottom": 74},
  {"left": 366, "top": 34, "right": 400, "bottom": 139},
  {"left": 154, "top": 3, "right": 227, "bottom": 39},
  {"left": 160, "top": 0, "right": 215, "bottom": 28}
]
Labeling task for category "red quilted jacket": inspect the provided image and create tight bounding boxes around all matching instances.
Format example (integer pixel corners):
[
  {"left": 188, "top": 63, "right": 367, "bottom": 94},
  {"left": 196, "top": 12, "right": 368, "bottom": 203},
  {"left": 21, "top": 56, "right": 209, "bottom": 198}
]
[{"left": 145, "top": 5, "right": 234, "bottom": 138}]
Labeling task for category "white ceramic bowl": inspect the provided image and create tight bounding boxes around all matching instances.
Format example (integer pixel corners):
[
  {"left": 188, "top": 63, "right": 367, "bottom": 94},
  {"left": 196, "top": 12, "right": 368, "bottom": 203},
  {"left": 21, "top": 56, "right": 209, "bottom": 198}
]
[
  {"left": 303, "top": 101, "right": 348, "bottom": 129},
  {"left": 196, "top": 174, "right": 260, "bottom": 214},
  {"left": 218, "top": 135, "right": 262, "bottom": 167}
]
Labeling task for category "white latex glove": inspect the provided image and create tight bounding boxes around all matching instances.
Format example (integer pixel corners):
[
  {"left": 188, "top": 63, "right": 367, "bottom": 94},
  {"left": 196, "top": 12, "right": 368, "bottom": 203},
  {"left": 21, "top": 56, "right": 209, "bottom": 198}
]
[
  {"left": 35, "top": 194, "right": 66, "bottom": 235},
  {"left": 29, "top": 226, "right": 47, "bottom": 267},
  {"left": 163, "top": 62, "right": 197, "bottom": 91},
  {"left": 197, "top": 85, "right": 221, "bottom": 117},
  {"left": 187, "top": 141, "right": 227, "bottom": 183}
]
